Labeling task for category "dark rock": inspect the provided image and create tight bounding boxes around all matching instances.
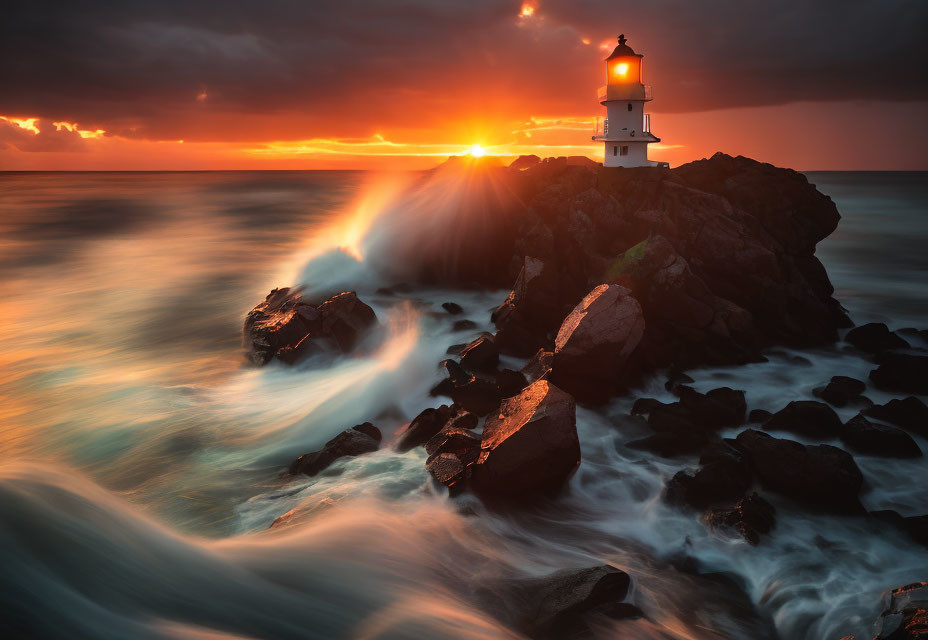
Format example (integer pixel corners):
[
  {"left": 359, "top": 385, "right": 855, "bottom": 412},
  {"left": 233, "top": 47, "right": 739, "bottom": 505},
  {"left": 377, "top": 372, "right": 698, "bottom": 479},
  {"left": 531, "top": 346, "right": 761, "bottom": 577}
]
[
  {"left": 872, "top": 511, "right": 928, "bottom": 549},
  {"left": 648, "top": 402, "right": 697, "bottom": 433},
  {"left": 521, "top": 349, "right": 553, "bottom": 382},
  {"left": 705, "top": 493, "right": 776, "bottom": 545},
  {"left": 425, "top": 422, "right": 481, "bottom": 494},
  {"left": 630, "top": 397, "right": 663, "bottom": 416},
  {"left": 509, "top": 154, "right": 542, "bottom": 171},
  {"left": 450, "top": 377, "right": 502, "bottom": 416},
  {"left": 864, "top": 397, "right": 928, "bottom": 437},
  {"left": 550, "top": 284, "right": 645, "bottom": 403},
  {"left": 441, "top": 302, "right": 464, "bottom": 315},
  {"left": 244, "top": 288, "right": 377, "bottom": 366},
  {"left": 813, "top": 375, "right": 866, "bottom": 407},
  {"left": 664, "top": 455, "right": 751, "bottom": 509},
  {"left": 872, "top": 581, "right": 928, "bottom": 639},
  {"left": 733, "top": 429, "right": 863, "bottom": 512},
  {"left": 763, "top": 400, "right": 843, "bottom": 438},
  {"left": 395, "top": 405, "right": 455, "bottom": 452},
  {"left": 748, "top": 409, "right": 772, "bottom": 423},
  {"left": 496, "top": 368, "right": 528, "bottom": 399},
  {"left": 845, "top": 322, "right": 909, "bottom": 353},
  {"left": 493, "top": 256, "right": 561, "bottom": 356},
  {"left": 870, "top": 352, "right": 928, "bottom": 395},
  {"left": 452, "top": 319, "right": 478, "bottom": 332},
  {"left": 626, "top": 431, "right": 708, "bottom": 457},
  {"left": 446, "top": 343, "right": 466, "bottom": 355},
  {"left": 459, "top": 335, "right": 499, "bottom": 372},
  {"left": 289, "top": 426, "right": 381, "bottom": 476},
  {"left": 665, "top": 371, "right": 695, "bottom": 394},
  {"left": 470, "top": 380, "right": 579, "bottom": 499},
  {"left": 840, "top": 413, "right": 921, "bottom": 458},
  {"left": 678, "top": 386, "right": 747, "bottom": 429}
]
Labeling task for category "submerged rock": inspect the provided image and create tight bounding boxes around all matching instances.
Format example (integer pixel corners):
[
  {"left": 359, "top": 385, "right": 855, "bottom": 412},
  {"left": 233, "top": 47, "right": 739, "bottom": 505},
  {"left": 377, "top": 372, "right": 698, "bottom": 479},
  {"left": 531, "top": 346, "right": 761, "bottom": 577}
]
[
  {"left": 289, "top": 423, "right": 381, "bottom": 476},
  {"left": 550, "top": 284, "right": 645, "bottom": 403},
  {"left": 441, "top": 301, "right": 463, "bottom": 315},
  {"left": 705, "top": 493, "right": 776, "bottom": 545},
  {"left": 470, "top": 380, "right": 579, "bottom": 499},
  {"left": 244, "top": 288, "right": 376, "bottom": 365},
  {"left": 733, "top": 429, "right": 863, "bottom": 513},
  {"left": 665, "top": 454, "right": 751, "bottom": 509}
]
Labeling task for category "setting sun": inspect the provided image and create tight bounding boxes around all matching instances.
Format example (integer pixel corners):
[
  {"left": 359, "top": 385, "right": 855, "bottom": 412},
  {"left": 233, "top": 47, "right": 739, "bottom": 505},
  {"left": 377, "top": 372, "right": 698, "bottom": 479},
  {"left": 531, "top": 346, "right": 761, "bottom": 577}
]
[{"left": 469, "top": 144, "right": 487, "bottom": 157}]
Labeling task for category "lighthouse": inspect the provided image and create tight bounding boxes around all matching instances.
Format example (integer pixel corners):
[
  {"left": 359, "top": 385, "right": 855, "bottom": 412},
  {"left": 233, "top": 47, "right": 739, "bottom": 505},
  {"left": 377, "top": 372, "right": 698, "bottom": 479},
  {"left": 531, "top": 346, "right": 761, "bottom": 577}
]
[{"left": 593, "top": 34, "right": 663, "bottom": 168}]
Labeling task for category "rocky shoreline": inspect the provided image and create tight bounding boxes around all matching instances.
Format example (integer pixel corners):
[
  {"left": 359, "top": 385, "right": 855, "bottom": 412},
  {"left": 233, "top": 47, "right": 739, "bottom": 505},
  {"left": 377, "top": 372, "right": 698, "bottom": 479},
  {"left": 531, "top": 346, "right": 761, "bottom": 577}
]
[{"left": 244, "top": 153, "right": 928, "bottom": 638}]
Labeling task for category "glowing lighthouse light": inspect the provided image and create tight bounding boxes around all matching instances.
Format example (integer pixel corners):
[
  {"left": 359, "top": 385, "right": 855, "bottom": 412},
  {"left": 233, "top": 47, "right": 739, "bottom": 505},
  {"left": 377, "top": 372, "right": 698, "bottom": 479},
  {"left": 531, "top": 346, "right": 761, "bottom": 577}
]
[{"left": 593, "top": 34, "right": 667, "bottom": 168}]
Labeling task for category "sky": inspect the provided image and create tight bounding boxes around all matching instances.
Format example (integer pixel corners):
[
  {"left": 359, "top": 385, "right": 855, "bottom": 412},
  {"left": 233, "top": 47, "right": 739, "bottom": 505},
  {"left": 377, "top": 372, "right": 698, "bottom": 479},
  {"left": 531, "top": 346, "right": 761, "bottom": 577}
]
[{"left": 1, "top": 0, "right": 926, "bottom": 170}]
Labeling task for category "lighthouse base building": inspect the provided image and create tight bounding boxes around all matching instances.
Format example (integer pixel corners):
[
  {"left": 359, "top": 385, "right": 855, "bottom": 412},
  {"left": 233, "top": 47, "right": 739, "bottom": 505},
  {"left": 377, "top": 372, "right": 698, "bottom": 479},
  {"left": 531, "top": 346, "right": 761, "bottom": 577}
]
[{"left": 592, "top": 35, "right": 668, "bottom": 168}]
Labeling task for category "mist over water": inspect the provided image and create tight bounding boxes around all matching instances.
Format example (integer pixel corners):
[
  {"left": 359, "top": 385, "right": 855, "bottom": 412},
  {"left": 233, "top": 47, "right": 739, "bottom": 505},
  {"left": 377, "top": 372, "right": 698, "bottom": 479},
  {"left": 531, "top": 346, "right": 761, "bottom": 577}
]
[{"left": 0, "top": 169, "right": 926, "bottom": 639}]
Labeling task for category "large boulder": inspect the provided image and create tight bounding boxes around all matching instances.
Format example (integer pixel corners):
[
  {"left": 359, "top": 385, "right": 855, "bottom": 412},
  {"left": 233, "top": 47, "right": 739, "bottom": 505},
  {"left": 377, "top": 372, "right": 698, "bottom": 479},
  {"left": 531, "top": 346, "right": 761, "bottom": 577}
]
[
  {"left": 493, "top": 256, "right": 562, "bottom": 356},
  {"left": 244, "top": 288, "right": 376, "bottom": 365},
  {"left": 845, "top": 322, "right": 909, "bottom": 353},
  {"left": 459, "top": 335, "right": 499, "bottom": 372},
  {"left": 733, "top": 429, "right": 863, "bottom": 513},
  {"left": 289, "top": 423, "right": 381, "bottom": 476},
  {"left": 840, "top": 414, "right": 922, "bottom": 458},
  {"left": 395, "top": 405, "right": 456, "bottom": 453},
  {"left": 762, "top": 400, "right": 844, "bottom": 438},
  {"left": 550, "top": 284, "right": 645, "bottom": 402},
  {"left": 470, "top": 380, "right": 579, "bottom": 499},
  {"left": 813, "top": 375, "right": 867, "bottom": 407},
  {"left": 870, "top": 352, "right": 928, "bottom": 395},
  {"left": 864, "top": 397, "right": 928, "bottom": 437}
]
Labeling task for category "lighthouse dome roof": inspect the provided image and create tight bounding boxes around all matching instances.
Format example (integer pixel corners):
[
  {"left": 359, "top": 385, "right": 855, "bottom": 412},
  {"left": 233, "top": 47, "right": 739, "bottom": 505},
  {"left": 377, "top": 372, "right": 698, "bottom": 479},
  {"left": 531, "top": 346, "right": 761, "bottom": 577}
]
[{"left": 606, "top": 34, "right": 643, "bottom": 59}]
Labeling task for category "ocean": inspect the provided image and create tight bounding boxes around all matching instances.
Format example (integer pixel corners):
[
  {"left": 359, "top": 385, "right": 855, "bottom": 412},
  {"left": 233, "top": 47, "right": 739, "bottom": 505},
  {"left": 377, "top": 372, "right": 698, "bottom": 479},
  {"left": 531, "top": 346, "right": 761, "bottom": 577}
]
[{"left": 0, "top": 169, "right": 925, "bottom": 639}]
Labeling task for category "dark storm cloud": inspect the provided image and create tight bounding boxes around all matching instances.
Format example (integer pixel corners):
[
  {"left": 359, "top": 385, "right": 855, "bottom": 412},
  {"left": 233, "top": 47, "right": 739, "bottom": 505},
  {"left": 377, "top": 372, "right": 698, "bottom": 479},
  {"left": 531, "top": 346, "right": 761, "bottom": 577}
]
[{"left": 1, "top": 0, "right": 925, "bottom": 140}]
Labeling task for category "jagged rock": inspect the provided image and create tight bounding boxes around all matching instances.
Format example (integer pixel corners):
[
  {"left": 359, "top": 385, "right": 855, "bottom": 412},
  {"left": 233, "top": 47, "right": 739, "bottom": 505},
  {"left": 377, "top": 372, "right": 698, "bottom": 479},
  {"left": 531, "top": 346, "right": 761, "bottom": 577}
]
[
  {"left": 872, "top": 581, "right": 928, "bottom": 639},
  {"left": 453, "top": 319, "right": 478, "bottom": 331},
  {"left": 865, "top": 397, "right": 928, "bottom": 437},
  {"left": 550, "top": 284, "right": 645, "bottom": 403},
  {"left": 665, "top": 371, "right": 695, "bottom": 394},
  {"left": 630, "top": 397, "right": 663, "bottom": 416},
  {"left": 870, "top": 352, "right": 928, "bottom": 395},
  {"left": 459, "top": 335, "right": 499, "bottom": 372},
  {"left": 845, "top": 322, "right": 909, "bottom": 353},
  {"left": 748, "top": 409, "right": 772, "bottom": 423},
  {"left": 733, "top": 429, "right": 863, "bottom": 513},
  {"left": 244, "top": 288, "right": 377, "bottom": 365},
  {"left": 522, "top": 349, "right": 553, "bottom": 382},
  {"left": 395, "top": 405, "right": 455, "bottom": 452},
  {"left": 496, "top": 369, "right": 528, "bottom": 399},
  {"left": 425, "top": 423, "right": 481, "bottom": 494},
  {"left": 289, "top": 424, "right": 381, "bottom": 476},
  {"left": 509, "top": 154, "right": 542, "bottom": 171},
  {"left": 705, "top": 493, "right": 776, "bottom": 545},
  {"left": 813, "top": 375, "right": 867, "bottom": 407},
  {"left": 493, "top": 256, "right": 562, "bottom": 356},
  {"left": 446, "top": 343, "right": 466, "bottom": 355},
  {"left": 441, "top": 301, "right": 463, "bottom": 315},
  {"left": 762, "top": 400, "right": 843, "bottom": 438},
  {"left": 430, "top": 360, "right": 503, "bottom": 416},
  {"left": 840, "top": 413, "right": 921, "bottom": 458},
  {"left": 470, "top": 380, "right": 579, "bottom": 499}
]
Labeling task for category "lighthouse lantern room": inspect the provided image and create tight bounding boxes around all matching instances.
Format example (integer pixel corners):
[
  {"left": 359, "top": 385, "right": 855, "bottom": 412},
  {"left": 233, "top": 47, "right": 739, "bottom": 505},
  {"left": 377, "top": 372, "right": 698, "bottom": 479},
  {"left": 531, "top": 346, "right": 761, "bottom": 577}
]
[{"left": 593, "top": 34, "right": 663, "bottom": 168}]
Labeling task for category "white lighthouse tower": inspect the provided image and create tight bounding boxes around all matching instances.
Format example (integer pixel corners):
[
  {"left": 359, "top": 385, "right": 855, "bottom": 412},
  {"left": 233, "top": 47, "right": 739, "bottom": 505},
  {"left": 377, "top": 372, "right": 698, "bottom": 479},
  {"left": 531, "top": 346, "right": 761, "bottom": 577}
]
[{"left": 593, "top": 34, "right": 663, "bottom": 168}]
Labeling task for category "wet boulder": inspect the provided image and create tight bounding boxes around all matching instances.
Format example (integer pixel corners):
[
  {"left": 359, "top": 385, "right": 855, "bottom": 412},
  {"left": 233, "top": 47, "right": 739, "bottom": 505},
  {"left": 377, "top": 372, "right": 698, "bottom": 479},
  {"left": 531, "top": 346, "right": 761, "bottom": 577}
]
[
  {"left": 521, "top": 349, "right": 553, "bottom": 382},
  {"left": 425, "top": 423, "right": 481, "bottom": 494},
  {"left": 864, "top": 396, "right": 928, "bottom": 437},
  {"left": 496, "top": 368, "right": 528, "bottom": 399},
  {"left": 748, "top": 409, "right": 772, "bottom": 423},
  {"left": 870, "top": 352, "right": 928, "bottom": 395},
  {"left": 493, "top": 256, "right": 562, "bottom": 356},
  {"left": 630, "top": 397, "right": 663, "bottom": 416},
  {"left": 470, "top": 380, "right": 579, "bottom": 499},
  {"left": 430, "top": 360, "right": 504, "bottom": 416},
  {"left": 733, "top": 429, "right": 863, "bottom": 513},
  {"left": 395, "top": 405, "right": 456, "bottom": 452},
  {"left": 678, "top": 386, "right": 747, "bottom": 429},
  {"left": 550, "top": 284, "right": 645, "bottom": 403},
  {"left": 289, "top": 423, "right": 381, "bottom": 476},
  {"left": 664, "top": 455, "right": 751, "bottom": 509},
  {"left": 872, "top": 581, "right": 928, "bottom": 639},
  {"left": 845, "top": 322, "right": 909, "bottom": 353},
  {"left": 459, "top": 335, "right": 499, "bottom": 372},
  {"left": 705, "top": 493, "right": 776, "bottom": 546},
  {"left": 813, "top": 375, "right": 866, "bottom": 407},
  {"left": 441, "top": 301, "right": 463, "bottom": 315},
  {"left": 840, "top": 413, "right": 921, "bottom": 458},
  {"left": 762, "top": 400, "right": 843, "bottom": 438},
  {"left": 244, "top": 288, "right": 377, "bottom": 365}
]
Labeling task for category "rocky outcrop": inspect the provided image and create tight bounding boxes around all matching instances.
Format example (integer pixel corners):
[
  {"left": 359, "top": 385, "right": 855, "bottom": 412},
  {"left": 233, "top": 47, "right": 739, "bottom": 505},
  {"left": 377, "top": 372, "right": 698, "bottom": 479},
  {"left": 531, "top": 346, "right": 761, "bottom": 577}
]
[
  {"left": 549, "top": 284, "right": 644, "bottom": 403},
  {"left": 470, "top": 380, "right": 579, "bottom": 499},
  {"left": 493, "top": 256, "right": 562, "bottom": 356},
  {"left": 289, "top": 423, "right": 382, "bottom": 476},
  {"left": 733, "top": 429, "right": 863, "bottom": 513},
  {"left": 870, "top": 581, "right": 928, "bottom": 639},
  {"left": 244, "top": 288, "right": 377, "bottom": 365}
]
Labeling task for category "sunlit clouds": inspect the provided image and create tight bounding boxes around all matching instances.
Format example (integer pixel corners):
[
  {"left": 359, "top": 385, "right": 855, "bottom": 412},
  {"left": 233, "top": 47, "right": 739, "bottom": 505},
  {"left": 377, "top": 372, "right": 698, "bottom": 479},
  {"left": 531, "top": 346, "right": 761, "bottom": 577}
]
[{"left": 0, "top": 116, "right": 40, "bottom": 135}]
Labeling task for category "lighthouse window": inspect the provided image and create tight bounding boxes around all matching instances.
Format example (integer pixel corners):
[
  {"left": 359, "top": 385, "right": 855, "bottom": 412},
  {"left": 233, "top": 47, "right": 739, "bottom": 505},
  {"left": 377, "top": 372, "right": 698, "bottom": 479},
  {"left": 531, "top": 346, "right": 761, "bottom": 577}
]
[
  {"left": 620, "top": 146, "right": 629, "bottom": 156},
  {"left": 627, "top": 103, "right": 632, "bottom": 111}
]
